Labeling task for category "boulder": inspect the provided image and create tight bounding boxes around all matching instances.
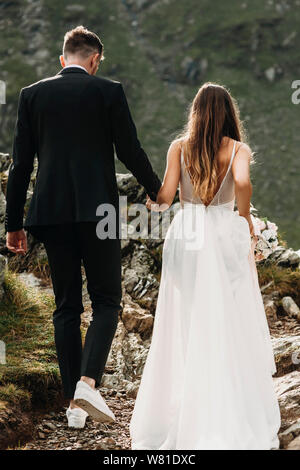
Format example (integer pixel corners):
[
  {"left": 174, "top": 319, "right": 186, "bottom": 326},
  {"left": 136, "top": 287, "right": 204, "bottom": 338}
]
[
  {"left": 122, "top": 242, "right": 160, "bottom": 312},
  {"left": 282, "top": 297, "right": 300, "bottom": 319},
  {"left": 181, "top": 56, "right": 201, "bottom": 82},
  {"left": 264, "top": 298, "right": 278, "bottom": 321},
  {"left": 277, "top": 249, "right": 300, "bottom": 267},
  {"left": 101, "top": 320, "right": 151, "bottom": 394},
  {"left": 286, "top": 435, "right": 300, "bottom": 450},
  {"left": 265, "top": 67, "right": 276, "bottom": 82},
  {"left": 121, "top": 293, "right": 154, "bottom": 339},
  {"left": 263, "top": 291, "right": 280, "bottom": 321},
  {"left": 116, "top": 173, "right": 146, "bottom": 204},
  {"left": 0, "top": 153, "right": 10, "bottom": 172},
  {"left": 272, "top": 335, "right": 300, "bottom": 376},
  {"left": 274, "top": 371, "right": 300, "bottom": 448},
  {"left": 279, "top": 418, "right": 300, "bottom": 448},
  {"left": 268, "top": 246, "right": 286, "bottom": 261}
]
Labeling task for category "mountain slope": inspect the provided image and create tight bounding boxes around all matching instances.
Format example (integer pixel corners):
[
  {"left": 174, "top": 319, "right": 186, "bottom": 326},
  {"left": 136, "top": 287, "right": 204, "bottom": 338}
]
[{"left": 0, "top": 0, "right": 299, "bottom": 246}]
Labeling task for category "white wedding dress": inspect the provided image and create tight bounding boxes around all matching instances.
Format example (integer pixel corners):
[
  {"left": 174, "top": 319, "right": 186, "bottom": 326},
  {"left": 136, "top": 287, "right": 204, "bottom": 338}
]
[{"left": 130, "top": 141, "right": 281, "bottom": 450}]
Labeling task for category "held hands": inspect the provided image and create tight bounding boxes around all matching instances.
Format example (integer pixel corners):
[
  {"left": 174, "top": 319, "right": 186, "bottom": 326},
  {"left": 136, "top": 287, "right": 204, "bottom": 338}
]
[
  {"left": 243, "top": 214, "right": 258, "bottom": 241},
  {"left": 6, "top": 229, "right": 28, "bottom": 255},
  {"left": 146, "top": 195, "right": 169, "bottom": 212}
]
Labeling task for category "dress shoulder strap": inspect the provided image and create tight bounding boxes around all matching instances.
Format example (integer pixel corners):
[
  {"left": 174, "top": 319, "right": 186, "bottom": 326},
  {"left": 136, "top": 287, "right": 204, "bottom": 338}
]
[{"left": 229, "top": 140, "right": 237, "bottom": 169}]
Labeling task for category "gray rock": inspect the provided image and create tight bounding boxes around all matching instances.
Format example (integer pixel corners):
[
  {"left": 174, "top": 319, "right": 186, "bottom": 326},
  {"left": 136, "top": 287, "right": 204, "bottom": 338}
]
[
  {"left": 286, "top": 435, "right": 300, "bottom": 450},
  {"left": 0, "top": 153, "right": 10, "bottom": 172},
  {"left": 274, "top": 371, "right": 300, "bottom": 448},
  {"left": 269, "top": 246, "right": 286, "bottom": 261},
  {"left": 264, "top": 64, "right": 283, "bottom": 82},
  {"left": 44, "top": 421, "right": 56, "bottom": 431},
  {"left": 263, "top": 297, "right": 278, "bottom": 321},
  {"left": 277, "top": 249, "right": 300, "bottom": 267},
  {"left": 121, "top": 295, "right": 154, "bottom": 338},
  {"left": 123, "top": 268, "right": 139, "bottom": 293},
  {"left": 279, "top": 418, "right": 300, "bottom": 448},
  {"left": 116, "top": 173, "right": 145, "bottom": 204},
  {"left": 272, "top": 335, "right": 300, "bottom": 375},
  {"left": 265, "top": 67, "right": 276, "bottom": 82},
  {"left": 180, "top": 56, "right": 207, "bottom": 82},
  {"left": 282, "top": 297, "right": 300, "bottom": 319},
  {"left": 122, "top": 243, "right": 159, "bottom": 310},
  {"left": 102, "top": 320, "right": 151, "bottom": 392}
]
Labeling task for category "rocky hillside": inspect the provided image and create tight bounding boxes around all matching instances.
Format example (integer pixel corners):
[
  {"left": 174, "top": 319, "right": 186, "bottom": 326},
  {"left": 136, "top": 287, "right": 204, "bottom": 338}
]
[
  {"left": 0, "top": 0, "right": 299, "bottom": 247},
  {"left": 0, "top": 151, "right": 300, "bottom": 448}
]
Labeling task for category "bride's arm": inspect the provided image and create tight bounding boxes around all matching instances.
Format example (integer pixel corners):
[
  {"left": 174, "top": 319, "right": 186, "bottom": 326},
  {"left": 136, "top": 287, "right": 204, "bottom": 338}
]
[
  {"left": 146, "top": 140, "right": 181, "bottom": 211},
  {"left": 232, "top": 143, "right": 254, "bottom": 234}
]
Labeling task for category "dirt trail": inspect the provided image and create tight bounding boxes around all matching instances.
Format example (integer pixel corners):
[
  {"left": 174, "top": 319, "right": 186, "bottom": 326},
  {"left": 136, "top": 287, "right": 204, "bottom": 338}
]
[{"left": 24, "top": 390, "right": 135, "bottom": 450}]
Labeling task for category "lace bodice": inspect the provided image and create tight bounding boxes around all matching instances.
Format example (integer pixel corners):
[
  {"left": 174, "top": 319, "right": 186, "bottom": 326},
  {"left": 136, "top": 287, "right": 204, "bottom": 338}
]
[{"left": 180, "top": 141, "right": 237, "bottom": 209}]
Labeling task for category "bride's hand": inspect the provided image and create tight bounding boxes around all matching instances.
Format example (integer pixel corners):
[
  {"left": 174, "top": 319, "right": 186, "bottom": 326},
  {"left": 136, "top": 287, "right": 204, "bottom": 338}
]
[
  {"left": 146, "top": 195, "right": 169, "bottom": 212},
  {"left": 244, "top": 214, "right": 255, "bottom": 237},
  {"left": 146, "top": 195, "right": 159, "bottom": 211}
]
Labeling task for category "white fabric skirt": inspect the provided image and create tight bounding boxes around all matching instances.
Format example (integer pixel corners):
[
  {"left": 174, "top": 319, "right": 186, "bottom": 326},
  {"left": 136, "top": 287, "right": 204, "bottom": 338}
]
[{"left": 130, "top": 204, "right": 280, "bottom": 450}]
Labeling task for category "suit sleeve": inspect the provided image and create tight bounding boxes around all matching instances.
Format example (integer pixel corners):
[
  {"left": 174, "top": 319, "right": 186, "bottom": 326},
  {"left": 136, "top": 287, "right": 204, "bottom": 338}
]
[
  {"left": 5, "top": 88, "right": 35, "bottom": 232},
  {"left": 110, "top": 83, "right": 161, "bottom": 201}
]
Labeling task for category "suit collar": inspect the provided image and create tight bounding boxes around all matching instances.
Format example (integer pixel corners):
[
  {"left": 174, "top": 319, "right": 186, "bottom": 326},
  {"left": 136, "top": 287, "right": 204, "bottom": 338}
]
[{"left": 57, "top": 67, "right": 89, "bottom": 76}]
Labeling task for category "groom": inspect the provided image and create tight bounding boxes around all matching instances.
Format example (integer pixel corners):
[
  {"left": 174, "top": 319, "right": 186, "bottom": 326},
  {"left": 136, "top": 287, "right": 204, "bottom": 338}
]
[{"left": 5, "top": 26, "right": 161, "bottom": 428}]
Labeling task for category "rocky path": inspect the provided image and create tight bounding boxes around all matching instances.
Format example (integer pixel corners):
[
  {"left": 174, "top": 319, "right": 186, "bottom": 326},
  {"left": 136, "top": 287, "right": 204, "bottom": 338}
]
[
  {"left": 3, "top": 181, "right": 300, "bottom": 450},
  {"left": 24, "top": 390, "right": 135, "bottom": 451}
]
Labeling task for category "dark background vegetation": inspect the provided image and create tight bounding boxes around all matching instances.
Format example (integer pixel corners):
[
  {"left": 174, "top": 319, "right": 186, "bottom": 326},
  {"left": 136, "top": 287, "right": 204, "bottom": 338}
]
[{"left": 0, "top": 0, "right": 299, "bottom": 247}]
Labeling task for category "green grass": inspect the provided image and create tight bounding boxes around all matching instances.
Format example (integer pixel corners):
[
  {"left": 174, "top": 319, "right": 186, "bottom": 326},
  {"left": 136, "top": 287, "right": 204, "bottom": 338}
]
[
  {"left": 0, "top": 384, "right": 31, "bottom": 411},
  {"left": 257, "top": 262, "right": 300, "bottom": 306},
  {"left": 0, "top": 270, "right": 61, "bottom": 406}
]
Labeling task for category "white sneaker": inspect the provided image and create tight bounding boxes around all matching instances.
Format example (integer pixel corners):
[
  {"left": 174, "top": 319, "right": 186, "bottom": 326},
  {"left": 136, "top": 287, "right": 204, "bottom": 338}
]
[
  {"left": 73, "top": 380, "right": 116, "bottom": 423},
  {"left": 66, "top": 406, "right": 88, "bottom": 429}
]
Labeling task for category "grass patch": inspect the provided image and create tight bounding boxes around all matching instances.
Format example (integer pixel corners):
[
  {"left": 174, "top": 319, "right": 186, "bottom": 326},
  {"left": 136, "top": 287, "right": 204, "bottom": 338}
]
[
  {"left": 257, "top": 262, "right": 300, "bottom": 306},
  {"left": 0, "top": 384, "right": 31, "bottom": 411},
  {"left": 0, "top": 270, "right": 61, "bottom": 407}
]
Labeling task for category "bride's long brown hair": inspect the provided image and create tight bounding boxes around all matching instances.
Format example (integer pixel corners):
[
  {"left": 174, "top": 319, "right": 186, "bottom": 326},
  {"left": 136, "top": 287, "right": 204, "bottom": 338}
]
[{"left": 180, "top": 82, "right": 247, "bottom": 205}]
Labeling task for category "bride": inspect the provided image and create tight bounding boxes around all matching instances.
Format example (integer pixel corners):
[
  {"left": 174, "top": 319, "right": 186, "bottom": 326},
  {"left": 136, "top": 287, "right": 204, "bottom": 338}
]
[{"left": 130, "top": 82, "right": 280, "bottom": 450}]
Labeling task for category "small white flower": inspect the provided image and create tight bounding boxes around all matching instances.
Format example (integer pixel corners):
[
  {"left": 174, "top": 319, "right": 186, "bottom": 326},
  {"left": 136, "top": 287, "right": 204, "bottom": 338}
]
[
  {"left": 267, "top": 221, "right": 278, "bottom": 233},
  {"left": 262, "top": 229, "right": 277, "bottom": 242}
]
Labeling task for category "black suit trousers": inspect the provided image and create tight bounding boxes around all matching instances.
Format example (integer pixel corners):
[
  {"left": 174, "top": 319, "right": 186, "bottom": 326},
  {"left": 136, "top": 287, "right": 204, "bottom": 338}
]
[{"left": 39, "top": 222, "right": 122, "bottom": 399}]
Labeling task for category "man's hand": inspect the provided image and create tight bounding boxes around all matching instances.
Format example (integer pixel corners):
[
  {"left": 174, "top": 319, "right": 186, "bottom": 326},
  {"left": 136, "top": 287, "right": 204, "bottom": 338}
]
[
  {"left": 146, "top": 195, "right": 169, "bottom": 212},
  {"left": 6, "top": 229, "right": 27, "bottom": 255},
  {"left": 146, "top": 195, "right": 159, "bottom": 211}
]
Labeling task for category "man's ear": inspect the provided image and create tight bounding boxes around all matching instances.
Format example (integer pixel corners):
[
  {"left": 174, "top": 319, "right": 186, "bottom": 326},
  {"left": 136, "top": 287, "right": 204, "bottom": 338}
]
[
  {"left": 60, "top": 55, "right": 66, "bottom": 68},
  {"left": 92, "top": 53, "right": 100, "bottom": 67}
]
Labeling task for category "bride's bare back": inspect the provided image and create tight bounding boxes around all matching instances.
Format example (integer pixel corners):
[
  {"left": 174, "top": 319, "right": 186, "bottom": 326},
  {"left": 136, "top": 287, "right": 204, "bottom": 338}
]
[{"left": 149, "top": 136, "right": 253, "bottom": 232}]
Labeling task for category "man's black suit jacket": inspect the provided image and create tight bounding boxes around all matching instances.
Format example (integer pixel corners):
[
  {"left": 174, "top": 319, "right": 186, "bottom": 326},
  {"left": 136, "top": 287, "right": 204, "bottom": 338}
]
[{"left": 5, "top": 67, "right": 162, "bottom": 232}]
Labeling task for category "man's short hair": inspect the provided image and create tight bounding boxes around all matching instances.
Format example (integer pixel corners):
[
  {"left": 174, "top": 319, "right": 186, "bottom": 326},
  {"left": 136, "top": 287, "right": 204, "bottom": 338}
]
[{"left": 63, "top": 26, "right": 104, "bottom": 60}]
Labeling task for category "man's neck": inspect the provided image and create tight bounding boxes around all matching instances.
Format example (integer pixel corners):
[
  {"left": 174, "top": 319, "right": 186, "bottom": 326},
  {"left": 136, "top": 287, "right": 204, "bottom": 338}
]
[{"left": 64, "top": 64, "right": 88, "bottom": 73}]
